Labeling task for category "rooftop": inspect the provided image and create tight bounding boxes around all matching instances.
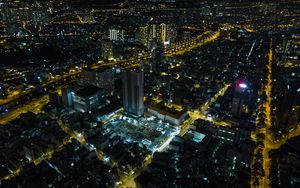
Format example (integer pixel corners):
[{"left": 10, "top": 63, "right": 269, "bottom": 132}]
[
  {"left": 148, "top": 102, "right": 188, "bottom": 119},
  {"left": 74, "top": 85, "right": 103, "bottom": 98}
]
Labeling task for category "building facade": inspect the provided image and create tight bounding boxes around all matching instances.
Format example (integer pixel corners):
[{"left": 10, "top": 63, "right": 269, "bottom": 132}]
[
  {"left": 72, "top": 86, "right": 106, "bottom": 113},
  {"left": 109, "top": 28, "right": 124, "bottom": 42},
  {"left": 81, "top": 67, "right": 115, "bottom": 91},
  {"left": 122, "top": 69, "right": 144, "bottom": 117}
]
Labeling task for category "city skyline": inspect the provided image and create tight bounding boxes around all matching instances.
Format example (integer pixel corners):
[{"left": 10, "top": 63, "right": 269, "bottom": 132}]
[{"left": 0, "top": 1, "right": 299, "bottom": 188}]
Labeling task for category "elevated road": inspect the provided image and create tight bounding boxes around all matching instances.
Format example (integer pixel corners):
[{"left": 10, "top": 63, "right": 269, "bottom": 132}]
[{"left": 0, "top": 28, "right": 221, "bottom": 132}]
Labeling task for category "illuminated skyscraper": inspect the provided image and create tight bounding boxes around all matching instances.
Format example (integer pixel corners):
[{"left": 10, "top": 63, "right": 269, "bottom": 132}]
[
  {"left": 160, "top": 23, "right": 167, "bottom": 45},
  {"left": 109, "top": 28, "right": 124, "bottom": 42},
  {"left": 122, "top": 69, "right": 144, "bottom": 117},
  {"left": 136, "top": 26, "right": 149, "bottom": 47},
  {"left": 62, "top": 88, "right": 73, "bottom": 107}
]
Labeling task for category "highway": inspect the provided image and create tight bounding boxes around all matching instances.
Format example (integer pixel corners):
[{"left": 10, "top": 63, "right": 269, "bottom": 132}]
[
  {"left": 0, "top": 28, "right": 221, "bottom": 185},
  {"left": 0, "top": 95, "right": 49, "bottom": 125},
  {"left": 165, "top": 30, "right": 220, "bottom": 57},
  {"left": 0, "top": 72, "right": 80, "bottom": 106},
  {"left": 0, "top": 28, "right": 220, "bottom": 120}
]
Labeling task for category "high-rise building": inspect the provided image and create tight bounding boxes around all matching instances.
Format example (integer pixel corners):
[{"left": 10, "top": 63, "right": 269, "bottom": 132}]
[
  {"left": 136, "top": 26, "right": 149, "bottom": 47},
  {"left": 122, "top": 69, "right": 144, "bottom": 117},
  {"left": 231, "top": 97, "right": 244, "bottom": 116},
  {"left": 276, "top": 88, "right": 300, "bottom": 131},
  {"left": 81, "top": 67, "right": 115, "bottom": 91},
  {"left": 109, "top": 28, "right": 124, "bottom": 42},
  {"left": 153, "top": 43, "right": 164, "bottom": 59},
  {"left": 101, "top": 39, "right": 113, "bottom": 60},
  {"left": 62, "top": 88, "right": 73, "bottom": 107},
  {"left": 160, "top": 23, "right": 167, "bottom": 45},
  {"left": 231, "top": 81, "right": 252, "bottom": 117},
  {"left": 49, "top": 92, "right": 61, "bottom": 106},
  {"left": 147, "top": 23, "right": 175, "bottom": 49},
  {"left": 112, "top": 41, "right": 124, "bottom": 60},
  {"left": 101, "top": 39, "right": 124, "bottom": 60}
]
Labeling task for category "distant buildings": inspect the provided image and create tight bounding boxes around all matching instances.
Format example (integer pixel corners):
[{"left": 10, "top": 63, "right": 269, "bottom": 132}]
[
  {"left": 101, "top": 40, "right": 114, "bottom": 60},
  {"left": 73, "top": 85, "right": 106, "bottom": 113},
  {"left": 101, "top": 39, "right": 124, "bottom": 60},
  {"left": 109, "top": 28, "right": 124, "bottom": 42},
  {"left": 81, "top": 67, "right": 115, "bottom": 91},
  {"left": 136, "top": 26, "right": 149, "bottom": 47},
  {"left": 136, "top": 23, "right": 176, "bottom": 49},
  {"left": 122, "top": 69, "right": 144, "bottom": 117}
]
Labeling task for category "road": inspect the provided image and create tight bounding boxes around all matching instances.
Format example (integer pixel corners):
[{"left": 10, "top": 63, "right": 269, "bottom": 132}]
[
  {"left": 0, "top": 136, "right": 73, "bottom": 182},
  {"left": 165, "top": 30, "right": 220, "bottom": 57},
  {"left": 0, "top": 29, "right": 219, "bottom": 112},
  {"left": 0, "top": 28, "right": 221, "bottom": 185},
  {"left": 180, "top": 84, "right": 231, "bottom": 136},
  {"left": 52, "top": 114, "right": 110, "bottom": 162},
  {"left": 0, "top": 28, "right": 220, "bottom": 124},
  {"left": 0, "top": 72, "right": 80, "bottom": 106},
  {"left": 0, "top": 95, "right": 49, "bottom": 125},
  {"left": 251, "top": 40, "right": 273, "bottom": 188},
  {"left": 118, "top": 154, "right": 152, "bottom": 188}
]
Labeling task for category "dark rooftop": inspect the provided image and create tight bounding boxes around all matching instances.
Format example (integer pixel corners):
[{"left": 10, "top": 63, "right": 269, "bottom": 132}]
[{"left": 75, "top": 85, "right": 103, "bottom": 98}]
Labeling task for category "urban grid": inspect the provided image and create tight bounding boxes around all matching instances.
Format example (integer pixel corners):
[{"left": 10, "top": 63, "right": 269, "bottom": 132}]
[{"left": 0, "top": 0, "right": 299, "bottom": 188}]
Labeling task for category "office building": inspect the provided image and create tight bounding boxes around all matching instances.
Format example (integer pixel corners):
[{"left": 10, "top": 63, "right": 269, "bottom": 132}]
[
  {"left": 62, "top": 88, "right": 73, "bottom": 107},
  {"left": 112, "top": 41, "right": 124, "bottom": 60},
  {"left": 49, "top": 92, "right": 61, "bottom": 106},
  {"left": 101, "top": 39, "right": 113, "bottom": 60},
  {"left": 72, "top": 85, "right": 106, "bottom": 113},
  {"left": 109, "top": 28, "right": 124, "bottom": 42},
  {"left": 81, "top": 67, "right": 115, "bottom": 91},
  {"left": 276, "top": 88, "right": 300, "bottom": 131},
  {"left": 122, "top": 69, "right": 144, "bottom": 117},
  {"left": 160, "top": 23, "right": 168, "bottom": 45},
  {"left": 136, "top": 26, "right": 149, "bottom": 47},
  {"left": 231, "top": 97, "right": 244, "bottom": 116}
]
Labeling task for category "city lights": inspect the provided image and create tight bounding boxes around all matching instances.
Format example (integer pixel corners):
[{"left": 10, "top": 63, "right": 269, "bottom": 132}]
[
  {"left": 0, "top": 1, "right": 299, "bottom": 188},
  {"left": 238, "top": 83, "right": 248, "bottom": 89}
]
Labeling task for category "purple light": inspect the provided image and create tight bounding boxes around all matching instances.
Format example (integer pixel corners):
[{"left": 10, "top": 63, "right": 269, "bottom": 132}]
[{"left": 238, "top": 83, "right": 247, "bottom": 89}]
